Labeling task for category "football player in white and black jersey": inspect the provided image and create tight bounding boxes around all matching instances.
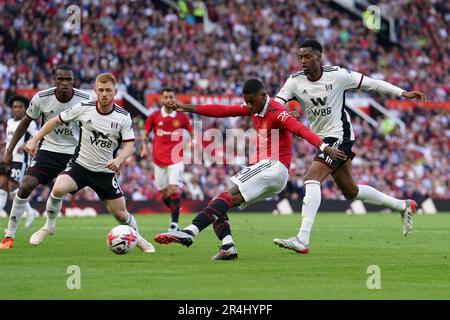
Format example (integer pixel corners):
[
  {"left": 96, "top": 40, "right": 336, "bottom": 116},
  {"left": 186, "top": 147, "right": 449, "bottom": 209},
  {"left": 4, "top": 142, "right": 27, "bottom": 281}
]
[
  {"left": 24, "top": 73, "right": 155, "bottom": 253},
  {"left": 273, "top": 39, "right": 427, "bottom": 253},
  {"left": 0, "top": 65, "right": 90, "bottom": 250},
  {"left": 0, "top": 95, "right": 38, "bottom": 229}
]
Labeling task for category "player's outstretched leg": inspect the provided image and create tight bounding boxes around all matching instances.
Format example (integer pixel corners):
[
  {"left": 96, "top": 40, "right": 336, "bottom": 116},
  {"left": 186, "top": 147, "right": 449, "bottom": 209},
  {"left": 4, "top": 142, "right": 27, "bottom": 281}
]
[
  {"left": 356, "top": 185, "right": 417, "bottom": 236},
  {"left": 155, "top": 192, "right": 238, "bottom": 260}
]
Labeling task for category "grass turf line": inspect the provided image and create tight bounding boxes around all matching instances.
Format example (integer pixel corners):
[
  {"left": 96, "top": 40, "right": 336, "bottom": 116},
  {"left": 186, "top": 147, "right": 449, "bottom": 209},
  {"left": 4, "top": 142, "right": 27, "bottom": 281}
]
[{"left": 1, "top": 213, "right": 449, "bottom": 299}]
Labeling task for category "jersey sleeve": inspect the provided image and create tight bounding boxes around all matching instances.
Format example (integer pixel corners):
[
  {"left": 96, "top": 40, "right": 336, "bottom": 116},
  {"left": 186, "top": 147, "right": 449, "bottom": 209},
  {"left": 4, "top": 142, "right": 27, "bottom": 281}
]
[
  {"left": 359, "top": 76, "right": 405, "bottom": 97},
  {"left": 27, "top": 120, "right": 38, "bottom": 137},
  {"left": 121, "top": 115, "right": 135, "bottom": 142},
  {"left": 195, "top": 104, "right": 250, "bottom": 117},
  {"left": 275, "top": 77, "right": 296, "bottom": 106},
  {"left": 59, "top": 103, "right": 84, "bottom": 123},
  {"left": 26, "top": 93, "right": 42, "bottom": 120},
  {"left": 339, "top": 67, "right": 365, "bottom": 90},
  {"left": 274, "top": 109, "right": 322, "bottom": 148}
]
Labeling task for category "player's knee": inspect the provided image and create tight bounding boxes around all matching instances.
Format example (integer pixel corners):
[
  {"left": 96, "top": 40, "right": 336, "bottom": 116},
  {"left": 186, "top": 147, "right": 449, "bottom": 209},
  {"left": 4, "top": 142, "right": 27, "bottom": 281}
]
[
  {"left": 51, "top": 187, "right": 66, "bottom": 199},
  {"left": 17, "top": 183, "right": 34, "bottom": 199},
  {"left": 343, "top": 188, "right": 358, "bottom": 200}
]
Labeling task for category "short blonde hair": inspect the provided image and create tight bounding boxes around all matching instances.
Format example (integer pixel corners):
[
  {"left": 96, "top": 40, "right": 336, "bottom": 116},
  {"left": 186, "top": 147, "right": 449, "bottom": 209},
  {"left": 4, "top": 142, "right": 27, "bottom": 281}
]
[{"left": 95, "top": 73, "right": 117, "bottom": 86}]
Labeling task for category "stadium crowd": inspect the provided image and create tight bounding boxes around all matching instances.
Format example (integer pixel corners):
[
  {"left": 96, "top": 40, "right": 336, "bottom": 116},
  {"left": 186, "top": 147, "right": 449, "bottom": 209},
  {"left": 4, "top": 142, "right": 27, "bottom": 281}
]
[{"left": 0, "top": 0, "right": 449, "bottom": 202}]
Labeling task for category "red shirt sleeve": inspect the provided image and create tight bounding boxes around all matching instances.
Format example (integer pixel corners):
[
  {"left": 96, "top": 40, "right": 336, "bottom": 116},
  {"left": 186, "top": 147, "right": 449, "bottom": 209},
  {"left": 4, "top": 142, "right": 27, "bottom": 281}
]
[
  {"left": 195, "top": 104, "right": 250, "bottom": 117},
  {"left": 275, "top": 110, "right": 322, "bottom": 148},
  {"left": 144, "top": 113, "right": 154, "bottom": 134}
]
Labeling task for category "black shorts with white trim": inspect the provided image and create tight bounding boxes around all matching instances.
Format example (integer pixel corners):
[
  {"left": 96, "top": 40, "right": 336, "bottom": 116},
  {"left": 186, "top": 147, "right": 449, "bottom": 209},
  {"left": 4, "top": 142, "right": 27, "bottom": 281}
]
[
  {"left": 61, "top": 162, "right": 123, "bottom": 201},
  {"left": 25, "top": 150, "right": 73, "bottom": 184},
  {"left": 313, "top": 137, "right": 355, "bottom": 171}
]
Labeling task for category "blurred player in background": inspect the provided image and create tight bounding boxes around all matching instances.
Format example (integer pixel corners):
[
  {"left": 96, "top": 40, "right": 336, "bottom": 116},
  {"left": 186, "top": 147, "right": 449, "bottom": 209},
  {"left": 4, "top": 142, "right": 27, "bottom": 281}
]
[
  {"left": 154, "top": 78, "right": 347, "bottom": 260},
  {"left": 0, "top": 65, "right": 90, "bottom": 249},
  {"left": 141, "top": 88, "right": 193, "bottom": 232},
  {"left": 273, "top": 39, "right": 427, "bottom": 254},
  {"left": 25, "top": 73, "right": 155, "bottom": 253},
  {"left": 0, "top": 95, "right": 38, "bottom": 229}
]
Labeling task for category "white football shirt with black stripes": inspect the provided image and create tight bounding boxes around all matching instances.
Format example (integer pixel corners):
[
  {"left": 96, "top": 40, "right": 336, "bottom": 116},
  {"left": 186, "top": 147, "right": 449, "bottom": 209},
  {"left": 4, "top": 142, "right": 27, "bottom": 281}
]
[
  {"left": 26, "top": 87, "right": 91, "bottom": 154},
  {"left": 275, "top": 66, "right": 404, "bottom": 141},
  {"left": 59, "top": 101, "right": 135, "bottom": 173}
]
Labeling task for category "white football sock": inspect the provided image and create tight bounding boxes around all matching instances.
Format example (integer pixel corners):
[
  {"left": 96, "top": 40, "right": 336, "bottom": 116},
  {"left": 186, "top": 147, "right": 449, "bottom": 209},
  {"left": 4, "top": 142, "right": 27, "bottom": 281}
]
[
  {"left": 222, "top": 235, "right": 234, "bottom": 246},
  {"left": 25, "top": 202, "right": 34, "bottom": 217},
  {"left": 356, "top": 185, "right": 406, "bottom": 211},
  {"left": 44, "top": 193, "right": 63, "bottom": 230},
  {"left": 184, "top": 224, "right": 199, "bottom": 236},
  {"left": 123, "top": 212, "right": 142, "bottom": 241},
  {"left": 5, "top": 195, "right": 28, "bottom": 239},
  {"left": 0, "top": 189, "right": 7, "bottom": 210},
  {"left": 297, "top": 180, "right": 321, "bottom": 246}
]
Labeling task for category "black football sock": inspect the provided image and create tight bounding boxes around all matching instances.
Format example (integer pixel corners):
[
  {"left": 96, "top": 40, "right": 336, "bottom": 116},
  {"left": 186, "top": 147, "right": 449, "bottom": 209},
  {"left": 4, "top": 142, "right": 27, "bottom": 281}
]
[
  {"left": 191, "top": 192, "right": 233, "bottom": 233},
  {"left": 169, "top": 193, "right": 180, "bottom": 223},
  {"left": 162, "top": 196, "right": 171, "bottom": 209}
]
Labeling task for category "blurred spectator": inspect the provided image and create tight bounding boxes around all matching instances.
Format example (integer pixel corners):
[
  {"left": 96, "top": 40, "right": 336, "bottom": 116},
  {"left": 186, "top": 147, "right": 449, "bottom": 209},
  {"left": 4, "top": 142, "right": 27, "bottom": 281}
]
[{"left": 0, "top": 0, "right": 448, "bottom": 202}]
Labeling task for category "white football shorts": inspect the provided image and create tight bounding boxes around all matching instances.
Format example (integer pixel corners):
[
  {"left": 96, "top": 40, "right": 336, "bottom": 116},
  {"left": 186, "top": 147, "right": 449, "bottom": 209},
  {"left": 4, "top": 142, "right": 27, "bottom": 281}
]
[
  {"left": 153, "top": 161, "right": 184, "bottom": 190},
  {"left": 230, "top": 159, "right": 289, "bottom": 209}
]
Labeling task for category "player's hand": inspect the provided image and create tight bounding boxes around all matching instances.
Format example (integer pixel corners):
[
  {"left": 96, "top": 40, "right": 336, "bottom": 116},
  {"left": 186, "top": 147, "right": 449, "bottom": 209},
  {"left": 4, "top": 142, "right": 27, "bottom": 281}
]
[
  {"left": 402, "top": 91, "right": 427, "bottom": 101},
  {"left": 106, "top": 159, "right": 121, "bottom": 174},
  {"left": 289, "top": 110, "right": 301, "bottom": 119},
  {"left": 0, "top": 141, "right": 5, "bottom": 149},
  {"left": 323, "top": 146, "right": 347, "bottom": 161},
  {"left": 140, "top": 144, "right": 148, "bottom": 158},
  {"left": 24, "top": 139, "right": 38, "bottom": 157},
  {"left": 167, "top": 100, "right": 196, "bottom": 113}
]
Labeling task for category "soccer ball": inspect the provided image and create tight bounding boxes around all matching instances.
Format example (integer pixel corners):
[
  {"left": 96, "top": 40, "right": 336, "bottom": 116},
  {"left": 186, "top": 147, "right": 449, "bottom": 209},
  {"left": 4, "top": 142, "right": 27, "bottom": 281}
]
[{"left": 106, "top": 225, "right": 138, "bottom": 255}]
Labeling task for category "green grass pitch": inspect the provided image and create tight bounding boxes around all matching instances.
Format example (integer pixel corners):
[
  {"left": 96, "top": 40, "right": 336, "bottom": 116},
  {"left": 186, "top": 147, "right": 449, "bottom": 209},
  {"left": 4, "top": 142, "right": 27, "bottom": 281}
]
[{"left": 1, "top": 213, "right": 449, "bottom": 300}]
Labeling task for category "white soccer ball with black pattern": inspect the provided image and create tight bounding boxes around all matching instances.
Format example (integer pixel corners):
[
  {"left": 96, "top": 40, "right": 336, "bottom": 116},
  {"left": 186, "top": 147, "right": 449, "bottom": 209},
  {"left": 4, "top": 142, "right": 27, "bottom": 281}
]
[{"left": 106, "top": 225, "right": 138, "bottom": 255}]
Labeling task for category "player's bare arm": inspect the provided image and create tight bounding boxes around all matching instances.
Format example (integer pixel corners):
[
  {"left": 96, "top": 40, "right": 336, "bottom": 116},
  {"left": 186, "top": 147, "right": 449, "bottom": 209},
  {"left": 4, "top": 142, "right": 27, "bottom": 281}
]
[
  {"left": 140, "top": 131, "right": 151, "bottom": 158},
  {"left": 24, "top": 116, "right": 63, "bottom": 156},
  {"left": 106, "top": 140, "right": 134, "bottom": 174},
  {"left": 2, "top": 115, "right": 34, "bottom": 166}
]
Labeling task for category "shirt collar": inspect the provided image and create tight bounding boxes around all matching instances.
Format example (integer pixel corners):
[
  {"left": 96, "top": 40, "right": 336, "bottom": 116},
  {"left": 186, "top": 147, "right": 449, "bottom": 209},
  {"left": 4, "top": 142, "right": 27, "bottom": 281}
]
[
  {"left": 255, "top": 95, "right": 270, "bottom": 117},
  {"left": 161, "top": 106, "right": 177, "bottom": 118}
]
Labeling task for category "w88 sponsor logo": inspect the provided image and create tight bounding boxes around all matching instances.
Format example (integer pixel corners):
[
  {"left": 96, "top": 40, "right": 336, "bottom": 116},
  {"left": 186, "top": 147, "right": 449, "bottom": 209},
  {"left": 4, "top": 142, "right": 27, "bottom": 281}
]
[{"left": 90, "top": 130, "right": 113, "bottom": 148}]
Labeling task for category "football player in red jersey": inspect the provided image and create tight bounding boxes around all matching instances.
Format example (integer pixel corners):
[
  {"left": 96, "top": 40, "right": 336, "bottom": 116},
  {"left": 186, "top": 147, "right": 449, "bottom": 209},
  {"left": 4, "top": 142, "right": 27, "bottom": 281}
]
[
  {"left": 154, "top": 79, "right": 346, "bottom": 260},
  {"left": 141, "top": 88, "right": 193, "bottom": 232}
]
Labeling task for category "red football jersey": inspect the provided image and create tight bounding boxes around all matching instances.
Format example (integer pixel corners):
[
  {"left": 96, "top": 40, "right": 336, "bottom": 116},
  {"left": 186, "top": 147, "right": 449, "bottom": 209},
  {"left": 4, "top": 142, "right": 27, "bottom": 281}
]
[
  {"left": 144, "top": 109, "right": 193, "bottom": 167},
  {"left": 195, "top": 97, "right": 322, "bottom": 169}
]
